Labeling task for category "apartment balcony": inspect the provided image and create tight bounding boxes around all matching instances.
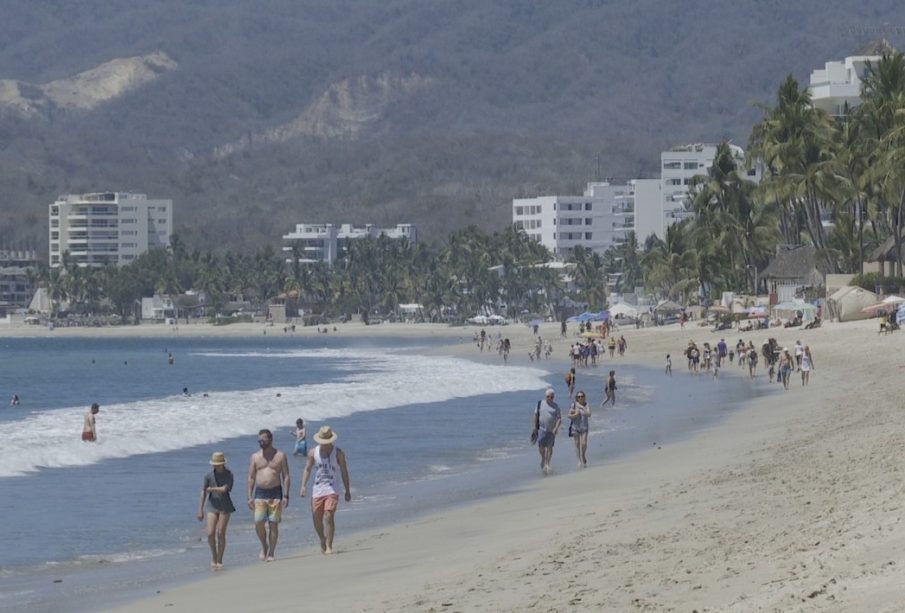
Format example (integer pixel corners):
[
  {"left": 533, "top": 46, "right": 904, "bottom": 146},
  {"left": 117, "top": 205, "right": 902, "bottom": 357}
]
[{"left": 613, "top": 205, "right": 635, "bottom": 215}]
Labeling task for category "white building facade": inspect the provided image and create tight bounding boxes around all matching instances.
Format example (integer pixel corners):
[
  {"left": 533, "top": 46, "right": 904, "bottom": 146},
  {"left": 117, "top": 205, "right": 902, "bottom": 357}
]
[
  {"left": 808, "top": 50, "right": 883, "bottom": 117},
  {"left": 512, "top": 182, "right": 633, "bottom": 259},
  {"left": 49, "top": 192, "right": 173, "bottom": 268},
  {"left": 282, "top": 223, "right": 417, "bottom": 265}
]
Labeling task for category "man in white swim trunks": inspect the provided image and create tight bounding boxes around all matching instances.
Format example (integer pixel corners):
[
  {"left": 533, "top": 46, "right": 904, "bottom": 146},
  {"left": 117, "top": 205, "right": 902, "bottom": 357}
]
[{"left": 300, "top": 426, "right": 351, "bottom": 554}]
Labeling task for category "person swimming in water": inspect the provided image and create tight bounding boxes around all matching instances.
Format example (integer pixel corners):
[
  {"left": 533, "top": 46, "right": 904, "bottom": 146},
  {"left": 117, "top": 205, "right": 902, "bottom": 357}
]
[{"left": 292, "top": 418, "right": 307, "bottom": 457}]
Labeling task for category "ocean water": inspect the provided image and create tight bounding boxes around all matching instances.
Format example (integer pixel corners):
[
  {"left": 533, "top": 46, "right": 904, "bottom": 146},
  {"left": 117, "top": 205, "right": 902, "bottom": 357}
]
[{"left": 0, "top": 333, "right": 760, "bottom": 612}]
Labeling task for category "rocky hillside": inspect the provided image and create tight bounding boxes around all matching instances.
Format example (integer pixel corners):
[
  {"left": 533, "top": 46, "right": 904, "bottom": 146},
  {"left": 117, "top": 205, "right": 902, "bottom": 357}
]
[{"left": 0, "top": 0, "right": 902, "bottom": 254}]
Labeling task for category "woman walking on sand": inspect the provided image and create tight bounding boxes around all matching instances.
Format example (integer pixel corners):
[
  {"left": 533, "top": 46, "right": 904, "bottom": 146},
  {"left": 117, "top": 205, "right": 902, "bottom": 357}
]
[
  {"left": 197, "top": 452, "right": 236, "bottom": 571},
  {"left": 800, "top": 346, "right": 814, "bottom": 386},
  {"left": 601, "top": 370, "right": 617, "bottom": 407},
  {"left": 779, "top": 349, "right": 794, "bottom": 390},
  {"left": 568, "top": 391, "right": 591, "bottom": 468}
]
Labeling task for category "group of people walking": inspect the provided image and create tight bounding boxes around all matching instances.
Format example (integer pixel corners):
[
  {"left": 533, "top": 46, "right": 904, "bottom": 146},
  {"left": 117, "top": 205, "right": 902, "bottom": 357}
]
[
  {"left": 196, "top": 423, "right": 352, "bottom": 570},
  {"left": 532, "top": 367, "right": 618, "bottom": 474}
]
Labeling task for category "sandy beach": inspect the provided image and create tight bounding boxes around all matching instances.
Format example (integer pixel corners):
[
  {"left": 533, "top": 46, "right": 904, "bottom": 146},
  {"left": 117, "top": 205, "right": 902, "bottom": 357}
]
[{"left": 50, "top": 318, "right": 901, "bottom": 612}]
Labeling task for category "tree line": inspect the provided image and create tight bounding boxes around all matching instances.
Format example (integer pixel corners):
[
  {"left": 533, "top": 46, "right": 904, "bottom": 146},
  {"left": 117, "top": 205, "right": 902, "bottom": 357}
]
[{"left": 642, "top": 52, "right": 905, "bottom": 301}]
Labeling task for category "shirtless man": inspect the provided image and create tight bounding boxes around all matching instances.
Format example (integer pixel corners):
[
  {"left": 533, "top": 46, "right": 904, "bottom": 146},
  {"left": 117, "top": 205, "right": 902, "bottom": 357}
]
[
  {"left": 300, "top": 426, "right": 351, "bottom": 554},
  {"left": 82, "top": 403, "right": 99, "bottom": 442},
  {"left": 247, "top": 429, "right": 291, "bottom": 561}
]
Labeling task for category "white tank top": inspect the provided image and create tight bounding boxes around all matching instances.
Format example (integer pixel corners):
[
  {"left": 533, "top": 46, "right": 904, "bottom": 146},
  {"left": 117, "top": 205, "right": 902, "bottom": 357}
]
[{"left": 312, "top": 445, "right": 340, "bottom": 498}]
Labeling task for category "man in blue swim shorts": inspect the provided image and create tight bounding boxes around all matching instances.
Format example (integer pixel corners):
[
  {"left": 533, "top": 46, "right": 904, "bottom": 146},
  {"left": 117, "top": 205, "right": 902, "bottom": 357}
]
[{"left": 247, "top": 429, "right": 290, "bottom": 561}]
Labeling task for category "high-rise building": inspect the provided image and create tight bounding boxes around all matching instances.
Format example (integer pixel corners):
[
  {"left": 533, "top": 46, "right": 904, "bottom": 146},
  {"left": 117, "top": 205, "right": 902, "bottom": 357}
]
[
  {"left": 0, "top": 249, "right": 40, "bottom": 308},
  {"left": 512, "top": 182, "right": 633, "bottom": 259},
  {"left": 281, "top": 223, "right": 417, "bottom": 266},
  {"left": 49, "top": 192, "right": 173, "bottom": 268},
  {"left": 808, "top": 41, "right": 893, "bottom": 118}
]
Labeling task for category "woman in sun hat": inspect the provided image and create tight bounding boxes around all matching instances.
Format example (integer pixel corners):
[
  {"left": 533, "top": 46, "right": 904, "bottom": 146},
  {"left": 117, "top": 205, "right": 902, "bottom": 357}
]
[{"left": 197, "top": 451, "right": 236, "bottom": 570}]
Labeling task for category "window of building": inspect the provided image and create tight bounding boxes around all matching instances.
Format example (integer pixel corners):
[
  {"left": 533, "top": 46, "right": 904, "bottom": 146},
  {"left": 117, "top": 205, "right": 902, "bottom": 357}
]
[
  {"left": 747, "top": 168, "right": 756, "bottom": 176},
  {"left": 684, "top": 162, "right": 698, "bottom": 169},
  {"left": 667, "top": 178, "right": 682, "bottom": 186},
  {"left": 585, "top": 202, "right": 592, "bottom": 210},
  {"left": 663, "top": 161, "right": 681, "bottom": 169},
  {"left": 585, "top": 218, "right": 592, "bottom": 225},
  {"left": 683, "top": 178, "right": 692, "bottom": 185},
  {"left": 515, "top": 206, "right": 524, "bottom": 215},
  {"left": 51, "top": 219, "right": 59, "bottom": 228},
  {"left": 585, "top": 232, "right": 593, "bottom": 240},
  {"left": 51, "top": 231, "right": 59, "bottom": 240}
]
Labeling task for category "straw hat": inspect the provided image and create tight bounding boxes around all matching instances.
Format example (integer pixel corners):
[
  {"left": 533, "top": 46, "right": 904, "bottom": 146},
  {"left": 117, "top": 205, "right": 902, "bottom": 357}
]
[
  {"left": 313, "top": 425, "right": 338, "bottom": 444},
  {"left": 209, "top": 451, "right": 227, "bottom": 466}
]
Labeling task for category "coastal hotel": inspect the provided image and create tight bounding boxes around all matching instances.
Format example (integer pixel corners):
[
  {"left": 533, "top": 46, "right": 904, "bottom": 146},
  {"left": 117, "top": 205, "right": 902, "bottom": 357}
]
[
  {"left": 281, "top": 223, "right": 417, "bottom": 266},
  {"left": 514, "top": 44, "right": 886, "bottom": 259},
  {"left": 49, "top": 192, "right": 173, "bottom": 268}
]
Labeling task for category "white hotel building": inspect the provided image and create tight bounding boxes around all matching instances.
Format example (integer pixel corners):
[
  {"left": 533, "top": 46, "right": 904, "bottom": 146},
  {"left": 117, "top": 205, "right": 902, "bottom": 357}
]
[
  {"left": 808, "top": 44, "right": 886, "bottom": 118},
  {"left": 281, "top": 223, "right": 417, "bottom": 265},
  {"left": 512, "top": 182, "right": 633, "bottom": 259},
  {"left": 49, "top": 192, "right": 173, "bottom": 268}
]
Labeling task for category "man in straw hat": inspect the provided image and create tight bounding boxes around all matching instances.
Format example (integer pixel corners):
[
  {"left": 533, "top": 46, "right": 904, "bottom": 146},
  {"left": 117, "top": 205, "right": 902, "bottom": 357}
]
[
  {"left": 247, "top": 429, "right": 291, "bottom": 561},
  {"left": 197, "top": 451, "right": 235, "bottom": 570},
  {"left": 300, "top": 425, "right": 351, "bottom": 554}
]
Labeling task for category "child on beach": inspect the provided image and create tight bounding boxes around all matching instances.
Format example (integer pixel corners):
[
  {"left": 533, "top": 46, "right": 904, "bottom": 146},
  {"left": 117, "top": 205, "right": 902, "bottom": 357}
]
[
  {"left": 197, "top": 452, "right": 235, "bottom": 571},
  {"left": 568, "top": 391, "right": 591, "bottom": 469},
  {"left": 292, "top": 418, "right": 308, "bottom": 457},
  {"left": 665, "top": 354, "right": 672, "bottom": 376}
]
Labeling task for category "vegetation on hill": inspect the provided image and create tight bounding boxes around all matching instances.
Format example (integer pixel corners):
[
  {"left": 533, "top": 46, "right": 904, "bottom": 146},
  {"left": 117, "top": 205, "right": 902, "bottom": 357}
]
[{"left": 0, "top": 1, "right": 903, "bottom": 255}]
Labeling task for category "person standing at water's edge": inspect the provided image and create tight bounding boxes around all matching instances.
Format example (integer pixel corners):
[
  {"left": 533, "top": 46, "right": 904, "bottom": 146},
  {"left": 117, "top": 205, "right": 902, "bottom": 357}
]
[
  {"left": 300, "top": 426, "right": 351, "bottom": 555},
  {"left": 197, "top": 452, "right": 235, "bottom": 570},
  {"left": 247, "top": 429, "right": 290, "bottom": 561},
  {"left": 82, "top": 403, "right": 99, "bottom": 442},
  {"left": 532, "top": 389, "right": 561, "bottom": 474},
  {"left": 601, "top": 371, "right": 617, "bottom": 407},
  {"left": 292, "top": 418, "right": 307, "bottom": 457}
]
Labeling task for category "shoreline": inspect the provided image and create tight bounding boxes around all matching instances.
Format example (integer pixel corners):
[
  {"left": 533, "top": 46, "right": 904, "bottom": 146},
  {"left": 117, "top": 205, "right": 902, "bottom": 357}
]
[{"left": 107, "top": 318, "right": 905, "bottom": 612}]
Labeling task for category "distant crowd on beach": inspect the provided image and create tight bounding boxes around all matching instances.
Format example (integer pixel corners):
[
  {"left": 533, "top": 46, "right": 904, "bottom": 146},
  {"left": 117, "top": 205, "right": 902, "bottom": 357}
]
[{"left": 678, "top": 337, "right": 815, "bottom": 389}]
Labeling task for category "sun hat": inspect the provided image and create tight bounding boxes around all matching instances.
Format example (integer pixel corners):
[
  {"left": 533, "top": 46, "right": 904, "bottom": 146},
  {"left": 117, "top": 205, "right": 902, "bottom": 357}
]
[
  {"left": 314, "top": 425, "right": 338, "bottom": 444},
  {"left": 209, "top": 451, "right": 227, "bottom": 466}
]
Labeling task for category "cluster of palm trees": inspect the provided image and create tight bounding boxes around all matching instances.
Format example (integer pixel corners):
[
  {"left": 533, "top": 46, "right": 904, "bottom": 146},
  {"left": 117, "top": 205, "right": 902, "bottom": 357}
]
[
  {"left": 37, "top": 225, "right": 613, "bottom": 321},
  {"left": 641, "top": 51, "right": 905, "bottom": 301}
]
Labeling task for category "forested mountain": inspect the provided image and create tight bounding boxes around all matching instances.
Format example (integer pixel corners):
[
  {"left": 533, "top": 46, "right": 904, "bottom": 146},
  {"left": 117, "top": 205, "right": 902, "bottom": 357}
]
[{"left": 0, "top": 0, "right": 902, "bottom": 255}]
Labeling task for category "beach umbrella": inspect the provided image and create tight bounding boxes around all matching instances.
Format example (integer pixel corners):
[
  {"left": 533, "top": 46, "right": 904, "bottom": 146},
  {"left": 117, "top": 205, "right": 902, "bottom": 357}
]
[
  {"left": 708, "top": 305, "right": 731, "bottom": 314},
  {"left": 881, "top": 295, "right": 905, "bottom": 305}
]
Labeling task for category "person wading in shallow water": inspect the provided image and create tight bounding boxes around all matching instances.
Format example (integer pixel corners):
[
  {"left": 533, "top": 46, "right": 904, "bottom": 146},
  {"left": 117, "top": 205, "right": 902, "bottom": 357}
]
[
  {"left": 568, "top": 391, "right": 591, "bottom": 469},
  {"left": 197, "top": 452, "right": 235, "bottom": 571},
  {"left": 82, "top": 403, "right": 99, "bottom": 442},
  {"left": 300, "top": 426, "right": 351, "bottom": 555},
  {"left": 532, "top": 389, "right": 562, "bottom": 475},
  {"left": 247, "top": 429, "right": 290, "bottom": 562}
]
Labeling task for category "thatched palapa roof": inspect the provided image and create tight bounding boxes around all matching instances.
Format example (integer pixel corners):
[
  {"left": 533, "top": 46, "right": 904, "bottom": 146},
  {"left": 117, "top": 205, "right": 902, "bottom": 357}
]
[{"left": 760, "top": 245, "right": 825, "bottom": 285}]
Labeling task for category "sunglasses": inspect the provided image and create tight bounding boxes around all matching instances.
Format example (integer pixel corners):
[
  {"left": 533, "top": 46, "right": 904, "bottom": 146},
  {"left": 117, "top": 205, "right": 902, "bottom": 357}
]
[{"left": 576, "top": 395, "right": 585, "bottom": 398}]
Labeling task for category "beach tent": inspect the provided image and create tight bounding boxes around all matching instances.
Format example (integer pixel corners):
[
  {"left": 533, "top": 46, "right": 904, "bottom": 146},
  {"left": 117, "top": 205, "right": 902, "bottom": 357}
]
[
  {"left": 608, "top": 303, "right": 640, "bottom": 319},
  {"left": 827, "top": 286, "right": 877, "bottom": 322},
  {"left": 654, "top": 300, "right": 683, "bottom": 313},
  {"left": 772, "top": 301, "right": 817, "bottom": 322},
  {"left": 569, "top": 310, "right": 608, "bottom": 323}
]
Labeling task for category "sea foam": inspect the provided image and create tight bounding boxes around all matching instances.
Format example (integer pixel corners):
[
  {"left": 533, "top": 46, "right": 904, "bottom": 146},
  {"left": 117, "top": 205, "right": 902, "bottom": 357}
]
[{"left": 0, "top": 349, "right": 548, "bottom": 478}]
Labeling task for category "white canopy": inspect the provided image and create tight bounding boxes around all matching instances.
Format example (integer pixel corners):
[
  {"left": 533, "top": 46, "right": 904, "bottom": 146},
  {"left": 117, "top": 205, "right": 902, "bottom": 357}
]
[{"left": 608, "top": 302, "right": 640, "bottom": 318}]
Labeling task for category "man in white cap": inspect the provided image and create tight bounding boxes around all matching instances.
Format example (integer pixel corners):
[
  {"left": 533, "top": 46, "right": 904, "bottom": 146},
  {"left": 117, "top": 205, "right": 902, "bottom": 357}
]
[
  {"left": 300, "top": 425, "right": 351, "bottom": 554},
  {"left": 532, "top": 389, "right": 561, "bottom": 474}
]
